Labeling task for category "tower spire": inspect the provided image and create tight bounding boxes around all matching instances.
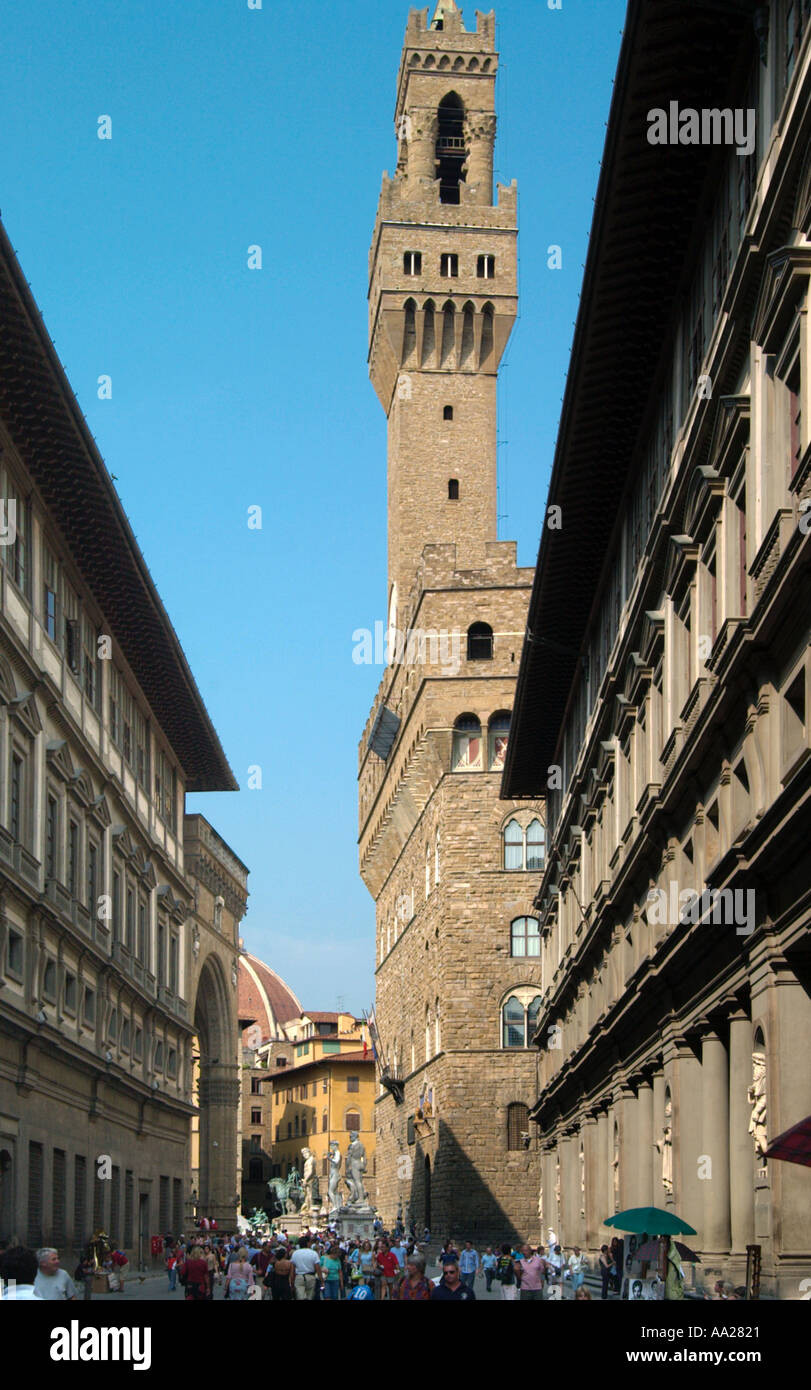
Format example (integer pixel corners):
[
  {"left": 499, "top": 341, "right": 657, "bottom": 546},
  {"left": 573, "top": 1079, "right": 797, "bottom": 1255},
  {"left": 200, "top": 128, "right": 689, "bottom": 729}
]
[{"left": 431, "top": 0, "right": 460, "bottom": 28}]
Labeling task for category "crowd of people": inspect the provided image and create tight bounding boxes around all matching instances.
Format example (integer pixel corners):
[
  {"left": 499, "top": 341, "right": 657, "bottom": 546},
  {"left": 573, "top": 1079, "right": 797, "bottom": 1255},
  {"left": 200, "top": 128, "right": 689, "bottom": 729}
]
[
  {"left": 151, "top": 1224, "right": 598, "bottom": 1301},
  {"left": 0, "top": 1225, "right": 603, "bottom": 1303}
]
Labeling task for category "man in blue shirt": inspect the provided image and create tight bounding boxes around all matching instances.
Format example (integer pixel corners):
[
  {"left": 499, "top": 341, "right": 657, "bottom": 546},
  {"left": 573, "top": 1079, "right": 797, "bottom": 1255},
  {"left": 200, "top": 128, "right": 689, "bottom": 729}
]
[
  {"left": 431, "top": 1261, "right": 476, "bottom": 1301},
  {"left": 481, "top": 1246, "right": 498, "bottom": 1292},
  {"left": 458, "top": 1242, "right": 480, "bottom": 1291}
]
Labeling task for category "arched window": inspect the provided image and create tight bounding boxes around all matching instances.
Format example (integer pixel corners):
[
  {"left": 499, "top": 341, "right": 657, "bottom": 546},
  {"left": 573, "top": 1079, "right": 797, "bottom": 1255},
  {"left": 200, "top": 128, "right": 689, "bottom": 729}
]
[
  {"left": 467, "top": 622, "right": 493, "bottom": 661},
  {"left": 502, "top": 996, "right": 526, "bottom": 1048},
  {"left": 434, "top": 827, "right": 440, "bottom": 884},
  {"left": 503, "top": 819, "right": 524, "bottom": 870},
  {"left": 460, "top": 302, "right": 475, "bottom": 366},
  {"left": 507, "top": 1103, "right": 529, "bottom": 1151},
  {"left": 489, "top": 710, "right": 510, "bottom": 768},
  {"left": 422, "top": 300, "right": 436, "bottom": 365},
  {"left": 501, "top": 990, "right": 543, "bottom": 1049},
  {"left": 425, "top": 1004, "right": 431, "bottom": 1062},
  {"left": 526, "top": 818, "right": 545, "bottom": 870},
  {"left": 510, "top": 916, "right": 540, "bottom": 958},
  {"left": 436, "top": 92, "right": 466, "bottom": 204},
  {"left": 443, "top": 404, "right": 454, "bottom": 420},
  {"left": 452, "top": 714, "right": 482, "bottom": 770},
  {"left": 434, "top": 998, "right": 441, "bottom": 1053},
  {"left": 480, "top": 303, "right": 494, "bottom": 365},
  {"left": 403, "top": 298, "right": 417, "bottom": 362},
  {"left": 448, "top": 478, "right": 459, "bottom": 500},
  {"left": 440, "top": 301, "right": 455, "bottom": 367},
  {"left": 527, "top": 996, "right": 543, "bottom": 1037},
  {"left": 345, "top": 1111, "right": 361, "bottom": 1134},
  {"left": 322, "top": 1110, "right": 328, "bottom": 1132}
]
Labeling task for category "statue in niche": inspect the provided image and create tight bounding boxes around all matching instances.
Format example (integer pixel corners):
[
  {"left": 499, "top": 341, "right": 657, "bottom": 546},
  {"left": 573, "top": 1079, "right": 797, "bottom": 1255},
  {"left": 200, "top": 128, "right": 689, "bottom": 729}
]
[
  {"left": 748, "top": 1051, "right": 767, "bottom": 1159},
  {"left": 655, "top": 1095, "right": 673, "bottom": 1196}
]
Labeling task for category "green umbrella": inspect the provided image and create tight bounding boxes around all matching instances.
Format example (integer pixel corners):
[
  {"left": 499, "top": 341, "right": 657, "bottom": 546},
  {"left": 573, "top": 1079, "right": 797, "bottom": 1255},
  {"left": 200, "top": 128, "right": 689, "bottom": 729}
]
[{"left": 604, "top": 1206, "right": 696, "bottom": 1236}]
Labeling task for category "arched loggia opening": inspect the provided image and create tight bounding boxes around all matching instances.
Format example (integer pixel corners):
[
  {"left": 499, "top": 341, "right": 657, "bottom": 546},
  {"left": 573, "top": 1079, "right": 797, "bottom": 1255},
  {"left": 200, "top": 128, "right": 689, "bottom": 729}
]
[
  {"left": 192, "top": 955, "right": 239, "bottom": 1228},
  {"left": 436, "top": 93, "right": 466, "bottom": 204}
]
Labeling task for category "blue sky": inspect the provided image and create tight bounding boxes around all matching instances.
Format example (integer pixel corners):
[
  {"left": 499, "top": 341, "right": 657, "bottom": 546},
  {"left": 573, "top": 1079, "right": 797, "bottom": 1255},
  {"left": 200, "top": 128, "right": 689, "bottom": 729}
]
[{"left": 1, "top": 0, "right": 626, "bottom": 1014}]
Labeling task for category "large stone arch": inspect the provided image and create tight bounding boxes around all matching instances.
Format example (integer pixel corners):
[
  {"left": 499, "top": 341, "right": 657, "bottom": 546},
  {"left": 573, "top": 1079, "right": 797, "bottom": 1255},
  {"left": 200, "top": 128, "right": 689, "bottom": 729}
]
[{"left": 192, "top": 951, "right": 239, "bottom": 1226}]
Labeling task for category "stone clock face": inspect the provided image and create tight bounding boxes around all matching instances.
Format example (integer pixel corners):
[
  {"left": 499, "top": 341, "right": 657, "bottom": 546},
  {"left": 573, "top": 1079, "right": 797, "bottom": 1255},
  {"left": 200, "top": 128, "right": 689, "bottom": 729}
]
[{"left": 245, "top": 1024, "right": 262, "bottom": 1049}]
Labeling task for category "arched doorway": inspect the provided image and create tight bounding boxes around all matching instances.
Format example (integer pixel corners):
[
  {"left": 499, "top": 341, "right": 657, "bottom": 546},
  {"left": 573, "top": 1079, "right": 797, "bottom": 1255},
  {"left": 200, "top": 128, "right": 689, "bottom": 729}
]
[
  {"left": 0, "top": 1148, "right": 13, "bottom": 1244},
  {"left": 192, "top": 955, "right": 239, "bottom": 1227},
  {"left": 424, "top": 1155, "right": 431, "bottom": 1232}
]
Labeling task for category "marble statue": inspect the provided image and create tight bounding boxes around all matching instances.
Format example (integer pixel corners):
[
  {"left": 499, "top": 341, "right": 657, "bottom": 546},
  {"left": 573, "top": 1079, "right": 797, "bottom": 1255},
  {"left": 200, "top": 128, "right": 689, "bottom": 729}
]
[
  {"left": 345, "top": 1134, "right": 368, "bottom": 1206},
  {"left": 327, "top": 1141, "right": 345, "bottom": 1213},
  {"left": 655, "top": 1095, "right": 673, "bottom": 1196},
  {"left": 301, "top": 1147, "right": 318, "bottom": 1214},
  {"left": 748, "top": 1051, "right": 767, "bottom": 1158}
]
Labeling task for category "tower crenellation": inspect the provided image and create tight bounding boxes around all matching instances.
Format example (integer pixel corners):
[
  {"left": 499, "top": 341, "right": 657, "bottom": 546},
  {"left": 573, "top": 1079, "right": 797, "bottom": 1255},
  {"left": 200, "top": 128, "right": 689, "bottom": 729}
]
[{"left": 369, "top": 1, "right": 517, "bottom": 618}]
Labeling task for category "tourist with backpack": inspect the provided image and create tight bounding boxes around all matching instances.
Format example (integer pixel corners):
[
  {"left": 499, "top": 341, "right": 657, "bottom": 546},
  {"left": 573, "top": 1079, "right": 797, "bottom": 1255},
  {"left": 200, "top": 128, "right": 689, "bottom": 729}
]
[{"left": 496, "top": 1243, "right": 518, "bottom": 1300}]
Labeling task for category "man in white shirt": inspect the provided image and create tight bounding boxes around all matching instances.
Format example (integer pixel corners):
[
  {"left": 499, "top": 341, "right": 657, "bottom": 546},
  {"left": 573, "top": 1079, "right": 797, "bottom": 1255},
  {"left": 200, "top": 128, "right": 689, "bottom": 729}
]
[
  {"left": 567, "top": 1246, "right": 587, "bottom": 1294},
  {"left": 0, "top": 1246, "right": 42, "bottom": 1299},
  {"left": 33, "top": 1247, "right": 77, "bottom": 1300},
  {"left": 290, "top": 1237, "right": 321, "bottom": 1300}
]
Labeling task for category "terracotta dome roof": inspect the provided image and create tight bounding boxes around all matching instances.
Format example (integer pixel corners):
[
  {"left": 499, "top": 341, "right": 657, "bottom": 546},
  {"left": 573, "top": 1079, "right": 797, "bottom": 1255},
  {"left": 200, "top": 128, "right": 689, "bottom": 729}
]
[{"left": 238, "top": 952, "right": 302, "bottom": 1045}]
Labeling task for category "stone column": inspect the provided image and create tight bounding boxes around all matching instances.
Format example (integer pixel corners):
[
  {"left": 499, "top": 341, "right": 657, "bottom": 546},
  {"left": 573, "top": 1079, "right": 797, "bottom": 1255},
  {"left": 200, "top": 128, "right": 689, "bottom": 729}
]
[
  {"left": 559, "top": 1132, "right": 575, "bottom": 1248},
  {"left": 673, "top": 1038, "right": 704, "bottom": 1249},
  {"left": 582, "top": 1114, "right": 599, "bottom": 1251},
  {"left": 464, "top": 112, "right": 496, "bottom": 204},
  {"left": 406, "top": 108, "right": 438, "bottom": 188},
  {"left": 541, "top": 1146, "right": 556, "bottom": 1239},
  {"left": 728, "top": 1009, "right": 753, "bottom": 1252},
  {"left": 636, "top": 1078, "right": 655, "bottom": 1208},
  {"left": 701, "top": 1029, "right": 731, "bottom": 1254},
  {"left": 615, "top": 1083, "right": 638, "bottom": 1210}
]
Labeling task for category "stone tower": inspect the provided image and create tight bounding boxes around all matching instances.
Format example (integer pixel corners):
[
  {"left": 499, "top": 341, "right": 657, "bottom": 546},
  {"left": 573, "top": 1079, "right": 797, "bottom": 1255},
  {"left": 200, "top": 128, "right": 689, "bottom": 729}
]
[{"left": 359, "top": 2, "right": 543, "bottom": 1243}]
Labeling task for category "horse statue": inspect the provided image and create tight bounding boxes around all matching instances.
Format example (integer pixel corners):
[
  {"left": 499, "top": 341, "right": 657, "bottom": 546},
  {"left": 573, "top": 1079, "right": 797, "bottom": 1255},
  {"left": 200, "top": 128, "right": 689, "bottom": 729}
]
[{"left": 267, "top": 1168, "right": 304, "bottom": 1216}]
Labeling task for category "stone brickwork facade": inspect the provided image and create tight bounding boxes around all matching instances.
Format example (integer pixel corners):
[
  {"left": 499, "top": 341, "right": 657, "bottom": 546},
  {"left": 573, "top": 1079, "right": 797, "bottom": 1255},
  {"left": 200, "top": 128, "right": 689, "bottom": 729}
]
[{"left": 359, "top": 2, "right": 543, "bottom": 1243}]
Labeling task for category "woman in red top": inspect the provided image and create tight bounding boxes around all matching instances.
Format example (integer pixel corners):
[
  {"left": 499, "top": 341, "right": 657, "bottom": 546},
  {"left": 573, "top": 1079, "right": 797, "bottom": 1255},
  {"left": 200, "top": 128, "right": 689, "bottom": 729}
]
[{"left": 180, "top": 1245, "right": 210, "bottom": 1302}]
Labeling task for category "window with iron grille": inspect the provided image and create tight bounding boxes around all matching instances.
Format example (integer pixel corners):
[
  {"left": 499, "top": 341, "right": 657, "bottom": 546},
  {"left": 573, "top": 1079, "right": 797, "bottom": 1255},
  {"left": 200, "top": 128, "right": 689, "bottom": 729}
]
[
  {"left": 159, "top": 1175, "right": 170, "bottom": 1231},
  {"left": 74, "top": 1155, "right": 87, "bottom": 1247},
  {"left": 507, "top": 1103, "right": 529, "bottom": 1151},
  {"left": 110, "top": 1165, "right": 120, "bottom": 1244},
  {"left": 52, "top": 1149, "right": 67, "bottom": 1247},
  {"left": 172, "top": 1178, "right": 182, "bottom": 1234},
  {"left": 28, "top": 1141, "right": 43, "bottom": 1246},
  {"left": 93, "top": 1168, "right": 105, "bottom": 1233},
  {"left": 124, "top": 1171, "right": 134, "bottom": 1247}
]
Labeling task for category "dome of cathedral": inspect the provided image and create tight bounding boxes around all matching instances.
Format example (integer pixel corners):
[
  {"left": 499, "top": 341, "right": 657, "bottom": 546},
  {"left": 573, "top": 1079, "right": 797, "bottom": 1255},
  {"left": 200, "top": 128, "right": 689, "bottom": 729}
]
[{"left": 238, "top": 951, "right": 302, "bottom": 1045}]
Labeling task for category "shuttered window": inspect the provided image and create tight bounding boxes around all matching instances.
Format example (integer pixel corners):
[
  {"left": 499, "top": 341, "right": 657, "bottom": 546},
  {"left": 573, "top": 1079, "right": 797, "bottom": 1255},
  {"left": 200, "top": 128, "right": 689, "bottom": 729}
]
[
  {"left": 52, "top": 1149, "right": 67, "bottom": 1247},
  {"left": 28, "top": 1142, "right": 43, "bottom": 1246}
]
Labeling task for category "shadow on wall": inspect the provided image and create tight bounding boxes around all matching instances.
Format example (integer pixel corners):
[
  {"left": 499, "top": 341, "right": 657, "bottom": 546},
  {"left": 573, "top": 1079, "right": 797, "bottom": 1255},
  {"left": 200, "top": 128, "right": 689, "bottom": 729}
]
[{"left": 404, "top": 1118, "right": 532, "bottom": 1245}]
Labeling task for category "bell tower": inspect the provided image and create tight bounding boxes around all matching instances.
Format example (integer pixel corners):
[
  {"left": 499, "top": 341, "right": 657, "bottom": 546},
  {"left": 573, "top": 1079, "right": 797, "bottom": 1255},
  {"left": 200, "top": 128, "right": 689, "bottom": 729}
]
[{"left": 368, "top": 1, "right": 518, "bottom": 623}]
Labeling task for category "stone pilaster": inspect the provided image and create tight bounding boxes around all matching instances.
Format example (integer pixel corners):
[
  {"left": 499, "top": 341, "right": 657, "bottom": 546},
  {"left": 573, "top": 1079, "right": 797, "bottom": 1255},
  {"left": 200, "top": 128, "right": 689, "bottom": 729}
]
[{"left": 728, "top": 1009, "right": 753, "bottom": 1253}]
